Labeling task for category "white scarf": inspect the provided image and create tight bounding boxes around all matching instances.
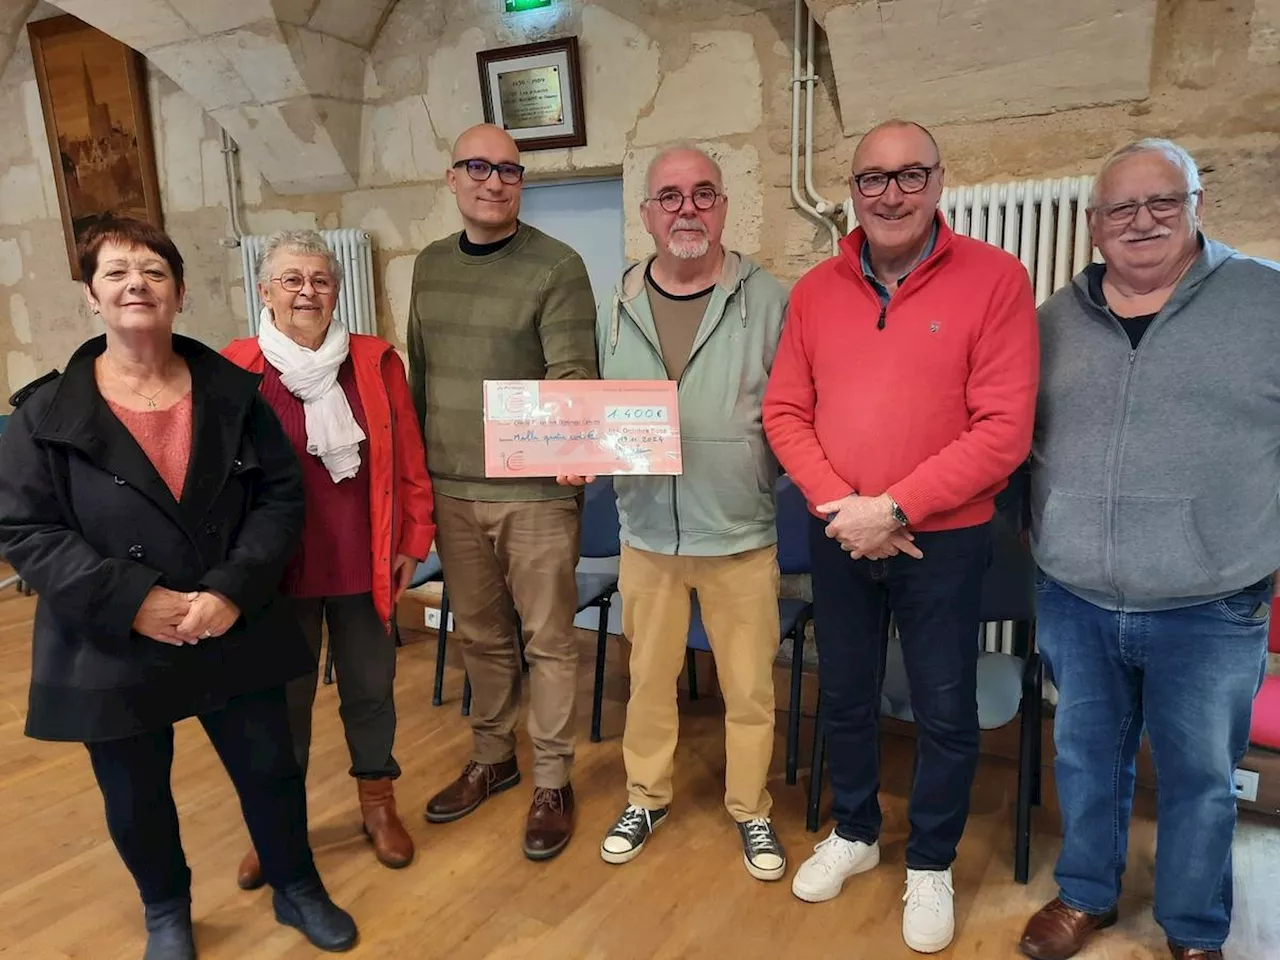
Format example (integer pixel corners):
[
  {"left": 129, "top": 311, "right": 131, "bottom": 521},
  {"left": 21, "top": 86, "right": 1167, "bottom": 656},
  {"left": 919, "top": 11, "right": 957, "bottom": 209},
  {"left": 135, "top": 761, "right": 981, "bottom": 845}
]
[{"left": 258, "top": 306, "right": 365, "bottom": 482}]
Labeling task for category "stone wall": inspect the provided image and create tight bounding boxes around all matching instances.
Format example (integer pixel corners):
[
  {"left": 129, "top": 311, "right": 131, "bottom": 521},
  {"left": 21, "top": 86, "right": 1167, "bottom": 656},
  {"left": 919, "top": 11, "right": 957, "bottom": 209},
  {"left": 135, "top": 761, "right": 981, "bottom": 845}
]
[{"left": 0, "top": 0, "right": 1276, "bottom": 403}]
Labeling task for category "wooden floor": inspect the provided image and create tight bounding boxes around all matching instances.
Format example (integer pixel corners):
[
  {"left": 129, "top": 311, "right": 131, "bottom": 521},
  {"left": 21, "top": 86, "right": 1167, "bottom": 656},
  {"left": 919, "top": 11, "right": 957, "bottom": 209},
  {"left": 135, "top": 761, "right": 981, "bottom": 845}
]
[{"left": 1, "top": 585, "right": 1278, "bottom": 959}]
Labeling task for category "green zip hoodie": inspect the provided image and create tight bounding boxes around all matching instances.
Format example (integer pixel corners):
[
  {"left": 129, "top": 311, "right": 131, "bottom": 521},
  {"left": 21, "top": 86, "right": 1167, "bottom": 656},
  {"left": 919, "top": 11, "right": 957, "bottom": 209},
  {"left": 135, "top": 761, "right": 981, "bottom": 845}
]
[{"left": 598, "top": 250, "right": 788, "bottom": 556}]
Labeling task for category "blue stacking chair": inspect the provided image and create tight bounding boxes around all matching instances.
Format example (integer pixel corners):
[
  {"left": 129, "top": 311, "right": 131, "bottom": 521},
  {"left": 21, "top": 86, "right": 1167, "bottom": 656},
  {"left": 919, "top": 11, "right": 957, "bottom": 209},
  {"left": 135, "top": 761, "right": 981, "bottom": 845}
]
[
  {"left": 422, "top": 481, "right": 619, "bottom": 723},
  {"left": 588, "top": 475, "right": 815, "bottom": 784},
  {"left": 407, "top": 551, "right": 472, "bottom": 715},
  {"left": 804, "top": 465, "right": 1043, "bottom": 882},
  {"left": 577, "top": 478, "right": 623, "bottom": 743}
]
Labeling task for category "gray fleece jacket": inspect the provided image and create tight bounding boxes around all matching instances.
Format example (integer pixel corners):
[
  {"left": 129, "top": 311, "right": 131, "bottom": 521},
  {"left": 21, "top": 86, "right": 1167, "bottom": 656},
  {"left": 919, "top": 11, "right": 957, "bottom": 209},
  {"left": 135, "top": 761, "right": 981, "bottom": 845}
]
[{"left": 1030, "top": 237, "right": 1280, "bottom": 611}]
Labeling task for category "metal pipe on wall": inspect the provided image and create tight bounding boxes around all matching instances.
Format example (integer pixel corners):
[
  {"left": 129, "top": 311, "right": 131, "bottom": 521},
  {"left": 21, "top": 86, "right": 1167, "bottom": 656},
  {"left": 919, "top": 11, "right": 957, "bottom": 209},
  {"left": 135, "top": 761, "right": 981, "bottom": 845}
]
[
  {"left": 791, "top": 0, "right": 841, "bottom": 257},
  {"left": 803, "top": 7, "right": 840, "bottom": 224}
]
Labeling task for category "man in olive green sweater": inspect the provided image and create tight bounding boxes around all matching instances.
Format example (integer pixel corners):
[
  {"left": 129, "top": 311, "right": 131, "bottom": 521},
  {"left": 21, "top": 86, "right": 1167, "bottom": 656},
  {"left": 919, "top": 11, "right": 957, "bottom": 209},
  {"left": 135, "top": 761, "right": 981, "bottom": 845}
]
[{"left": 406, "top": 123, "right": 597, "bottom": 861}]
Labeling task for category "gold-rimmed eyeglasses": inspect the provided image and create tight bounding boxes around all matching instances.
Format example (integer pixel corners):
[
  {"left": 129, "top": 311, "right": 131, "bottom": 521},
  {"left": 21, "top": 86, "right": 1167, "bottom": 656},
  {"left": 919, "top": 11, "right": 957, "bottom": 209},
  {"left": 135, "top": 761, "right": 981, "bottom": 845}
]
[{"left": 272, "top": 273, "right": 335, "bottom": 294}]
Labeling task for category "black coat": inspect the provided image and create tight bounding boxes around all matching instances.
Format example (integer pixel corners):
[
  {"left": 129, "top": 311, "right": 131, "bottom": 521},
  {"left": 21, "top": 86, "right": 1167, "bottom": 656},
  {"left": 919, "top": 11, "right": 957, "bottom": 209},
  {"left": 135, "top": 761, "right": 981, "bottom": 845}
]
[{"left": 0, "top": 334, "right": 313, "bottom": 742}]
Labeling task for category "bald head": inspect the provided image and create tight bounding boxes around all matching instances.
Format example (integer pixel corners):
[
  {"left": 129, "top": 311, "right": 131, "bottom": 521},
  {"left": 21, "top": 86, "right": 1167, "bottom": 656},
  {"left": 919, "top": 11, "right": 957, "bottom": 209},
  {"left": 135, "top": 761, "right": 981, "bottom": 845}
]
[
  {"left": 452, "top": 123, "right": 520, "bottom": 165},
  {"left": 645, "top": 144, "right": 723, "bottom": 197},
  {"left": 852, "top": 120, "right": 940, "bottom": 172},
  {"left": 848, "top": 118, "right": 944, "bottom": 267},
  {"left": 447, "top": 123, "right": 523, "bottom": 243}
]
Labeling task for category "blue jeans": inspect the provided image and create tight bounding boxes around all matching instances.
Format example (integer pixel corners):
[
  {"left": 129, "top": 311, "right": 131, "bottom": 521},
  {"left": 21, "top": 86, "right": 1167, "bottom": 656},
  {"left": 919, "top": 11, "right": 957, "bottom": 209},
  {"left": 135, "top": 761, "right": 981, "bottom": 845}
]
[
  {"left": 1036, "top": 574, "right": 1272, "bottom": 950},
  {"left": 810, "top": 518, "right": 990, "bottom": 870}
]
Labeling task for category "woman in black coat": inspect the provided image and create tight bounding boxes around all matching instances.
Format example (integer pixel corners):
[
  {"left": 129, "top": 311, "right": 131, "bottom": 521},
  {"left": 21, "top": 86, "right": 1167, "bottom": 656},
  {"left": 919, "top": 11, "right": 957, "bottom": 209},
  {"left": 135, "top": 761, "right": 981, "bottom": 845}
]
[{"left": 0, "top": 218, "right": 358, "bottom": 959}]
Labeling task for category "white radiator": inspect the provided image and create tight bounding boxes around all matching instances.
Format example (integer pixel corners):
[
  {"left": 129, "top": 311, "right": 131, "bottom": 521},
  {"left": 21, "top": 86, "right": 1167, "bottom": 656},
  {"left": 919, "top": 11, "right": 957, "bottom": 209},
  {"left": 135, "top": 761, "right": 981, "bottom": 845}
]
[
  {"left": 846, "top": 175, "right": 1096, "bottom": 663},
  {"left": 842, "top": 175, "right": 1098, "bottom": 305},
  {"left": 240, "top": 228, "right": 377, "bottom": 337}
]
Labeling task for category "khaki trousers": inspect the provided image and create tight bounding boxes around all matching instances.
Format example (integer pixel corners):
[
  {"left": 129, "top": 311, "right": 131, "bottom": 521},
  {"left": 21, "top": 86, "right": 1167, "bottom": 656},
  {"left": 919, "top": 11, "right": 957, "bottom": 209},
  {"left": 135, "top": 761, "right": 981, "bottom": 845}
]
[
  {"left": 433, "top": 493, "right": 582, "bottom": 788},
  {"left": 619, "top": 543, "right": 780, "bottom": 821}
]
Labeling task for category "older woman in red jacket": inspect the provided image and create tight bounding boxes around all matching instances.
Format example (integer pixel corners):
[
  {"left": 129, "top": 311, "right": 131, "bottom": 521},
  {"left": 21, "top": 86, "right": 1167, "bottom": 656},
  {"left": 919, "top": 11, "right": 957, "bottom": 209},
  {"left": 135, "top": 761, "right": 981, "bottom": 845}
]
[{"left": 224, "top": 229, "right": 434, "bottom": 886}]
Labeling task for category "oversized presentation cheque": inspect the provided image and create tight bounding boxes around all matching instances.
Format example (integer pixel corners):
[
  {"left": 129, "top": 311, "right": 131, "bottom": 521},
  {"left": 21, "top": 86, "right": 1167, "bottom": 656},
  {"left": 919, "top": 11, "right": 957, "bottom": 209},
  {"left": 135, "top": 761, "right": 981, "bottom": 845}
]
[{"left": 483, "top": 379, "right": 683, "bottom": 478}]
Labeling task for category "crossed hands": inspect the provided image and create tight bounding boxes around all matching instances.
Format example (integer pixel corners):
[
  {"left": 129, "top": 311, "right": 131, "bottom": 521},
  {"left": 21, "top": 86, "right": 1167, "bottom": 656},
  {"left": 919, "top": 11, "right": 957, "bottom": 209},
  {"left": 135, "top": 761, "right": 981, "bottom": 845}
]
[
  {"left": 132, "top": 587, "right": 241, "bottom": 647},
  {"left": 817, "top": 493, "right": 924, "bottom": 561}
]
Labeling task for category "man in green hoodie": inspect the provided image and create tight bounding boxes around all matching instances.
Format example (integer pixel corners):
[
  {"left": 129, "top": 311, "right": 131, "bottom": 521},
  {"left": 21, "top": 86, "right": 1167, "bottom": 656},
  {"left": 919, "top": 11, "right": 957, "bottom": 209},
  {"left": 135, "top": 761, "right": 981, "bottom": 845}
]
[{"left": 561, "top": 144, "right": 789, "bottom": 880}]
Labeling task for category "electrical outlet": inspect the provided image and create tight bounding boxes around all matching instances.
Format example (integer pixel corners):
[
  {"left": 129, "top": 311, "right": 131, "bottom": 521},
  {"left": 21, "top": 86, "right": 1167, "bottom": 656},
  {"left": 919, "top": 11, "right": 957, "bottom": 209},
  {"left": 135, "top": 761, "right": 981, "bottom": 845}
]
[
  {"left": 424, "top": 607, "right": 454, "bottom": 632},
  {"left": 1233, "top": 768, "right": 1260, "bottom": 803}
]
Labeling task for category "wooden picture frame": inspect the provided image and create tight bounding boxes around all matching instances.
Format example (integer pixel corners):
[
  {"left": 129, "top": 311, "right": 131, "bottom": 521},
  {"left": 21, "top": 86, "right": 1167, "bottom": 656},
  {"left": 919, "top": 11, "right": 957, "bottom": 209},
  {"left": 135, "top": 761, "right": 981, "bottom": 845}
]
[
  {"left": 476, "top": 37, "right": 587, "bottom": 152},
  {"left": 28, "top": 15, "right": 163, "bottom": 281}
]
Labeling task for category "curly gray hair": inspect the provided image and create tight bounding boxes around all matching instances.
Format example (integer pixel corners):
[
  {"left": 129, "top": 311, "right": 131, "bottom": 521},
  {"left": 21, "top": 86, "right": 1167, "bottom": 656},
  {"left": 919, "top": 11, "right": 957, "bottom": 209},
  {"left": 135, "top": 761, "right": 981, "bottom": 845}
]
[{"left": 255, "top": 229, "right": 343, "bottom": 288}]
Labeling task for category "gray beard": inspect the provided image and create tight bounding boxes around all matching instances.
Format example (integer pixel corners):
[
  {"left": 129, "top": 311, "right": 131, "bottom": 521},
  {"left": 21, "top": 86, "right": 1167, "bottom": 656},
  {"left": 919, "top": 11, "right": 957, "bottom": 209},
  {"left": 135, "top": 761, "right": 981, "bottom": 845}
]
[{"left": 667, "top": 235, "right": 709, "bottom": 260}]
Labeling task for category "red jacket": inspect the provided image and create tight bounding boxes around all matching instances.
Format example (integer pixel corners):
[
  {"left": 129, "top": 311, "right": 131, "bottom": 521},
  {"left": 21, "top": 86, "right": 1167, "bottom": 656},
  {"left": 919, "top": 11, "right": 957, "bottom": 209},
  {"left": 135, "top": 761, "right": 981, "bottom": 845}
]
[
  {"left": 763, "top": 217, "right": 1039, "bottom": 531},
  {"left": 223, "top": 334, "right": 435, "bottom": 625}
]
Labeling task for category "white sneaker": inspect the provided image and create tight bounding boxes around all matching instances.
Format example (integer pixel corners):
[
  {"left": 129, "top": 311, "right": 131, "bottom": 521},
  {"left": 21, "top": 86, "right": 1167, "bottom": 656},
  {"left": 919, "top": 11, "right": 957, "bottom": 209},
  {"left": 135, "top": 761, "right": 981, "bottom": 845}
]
[
  {"left": 902, "top": 867, "right": 955, "bottom": 953},
  {"left": 790, "top": 829, "right": 880, "bottom": 902}
]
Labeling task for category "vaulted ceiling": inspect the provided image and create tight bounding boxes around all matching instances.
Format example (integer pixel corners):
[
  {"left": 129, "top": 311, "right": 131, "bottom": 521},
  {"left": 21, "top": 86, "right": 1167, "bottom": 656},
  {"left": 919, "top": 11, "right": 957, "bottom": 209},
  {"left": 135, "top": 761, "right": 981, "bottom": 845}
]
[{"left": 2, "top": 0, "right": 399, "bottom": 193}]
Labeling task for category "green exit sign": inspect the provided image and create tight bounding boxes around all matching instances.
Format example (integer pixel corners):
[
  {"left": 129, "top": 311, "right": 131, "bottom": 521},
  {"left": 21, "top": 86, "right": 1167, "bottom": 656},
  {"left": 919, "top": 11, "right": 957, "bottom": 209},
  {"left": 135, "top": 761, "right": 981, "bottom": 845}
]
[{"left": 505, "top": 0, "right": 553, "bottom": 11}]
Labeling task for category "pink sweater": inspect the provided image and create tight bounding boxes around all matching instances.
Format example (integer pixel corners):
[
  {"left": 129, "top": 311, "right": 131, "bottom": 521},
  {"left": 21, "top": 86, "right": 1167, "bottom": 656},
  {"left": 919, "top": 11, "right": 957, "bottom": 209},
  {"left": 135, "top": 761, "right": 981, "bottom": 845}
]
[{"left": 108, "top": 392, "right": 193, "bottom": 500}]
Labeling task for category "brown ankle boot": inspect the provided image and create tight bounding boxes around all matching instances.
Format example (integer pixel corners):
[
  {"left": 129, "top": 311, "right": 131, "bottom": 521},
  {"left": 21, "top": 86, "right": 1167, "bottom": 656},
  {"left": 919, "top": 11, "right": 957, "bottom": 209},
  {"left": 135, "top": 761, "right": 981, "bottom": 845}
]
[
  {"left": 237, "top": 846, "right": 263, "bottom": 890},
  {"left": 359, "top": 777, "right": 414, "bottom": 868}
]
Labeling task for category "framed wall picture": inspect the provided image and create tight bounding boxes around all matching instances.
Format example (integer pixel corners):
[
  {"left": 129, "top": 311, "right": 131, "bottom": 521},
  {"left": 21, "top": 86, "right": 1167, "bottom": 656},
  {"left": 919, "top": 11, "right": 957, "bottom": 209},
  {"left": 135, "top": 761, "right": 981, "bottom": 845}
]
[
  {"left": 476, "top": 37, "right": 587, "bottom": 152},
  {"left": 28, "top": 15, "right": 163, "bottom": 280}
]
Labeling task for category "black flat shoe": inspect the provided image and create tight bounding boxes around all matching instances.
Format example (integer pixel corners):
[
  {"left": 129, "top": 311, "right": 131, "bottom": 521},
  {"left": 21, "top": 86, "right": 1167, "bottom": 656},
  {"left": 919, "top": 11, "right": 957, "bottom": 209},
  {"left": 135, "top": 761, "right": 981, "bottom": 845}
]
[{"left": 272, "top": 876, "right": 358, "bottom": 952}]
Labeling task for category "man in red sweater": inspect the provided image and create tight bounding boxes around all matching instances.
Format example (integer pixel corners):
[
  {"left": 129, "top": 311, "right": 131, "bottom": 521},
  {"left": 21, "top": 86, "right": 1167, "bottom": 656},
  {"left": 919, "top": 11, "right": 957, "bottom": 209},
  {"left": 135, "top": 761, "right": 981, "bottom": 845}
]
[{"left": 763, "top": 120, "right": 1039, "bottom": 954}]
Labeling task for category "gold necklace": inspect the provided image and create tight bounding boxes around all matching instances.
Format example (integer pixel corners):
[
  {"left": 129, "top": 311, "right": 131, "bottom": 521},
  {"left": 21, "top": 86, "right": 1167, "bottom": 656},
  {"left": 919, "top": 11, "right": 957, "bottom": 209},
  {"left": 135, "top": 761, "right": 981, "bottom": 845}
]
[
  {"left": 126, "top": 382, "right": 167, "bottom": 409},
  {"left": 103, "top": 357, "right": 171, "bottom": 410}
]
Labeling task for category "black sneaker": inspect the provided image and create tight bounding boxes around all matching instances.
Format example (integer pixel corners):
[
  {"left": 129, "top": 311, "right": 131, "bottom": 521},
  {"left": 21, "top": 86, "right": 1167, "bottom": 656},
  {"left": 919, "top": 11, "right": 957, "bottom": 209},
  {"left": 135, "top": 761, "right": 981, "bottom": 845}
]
[
  {"left": 600, "top": 803, "right": 668, "bottom": 864},
  {"left": 738, "top": 818, "right": 786, "bottom": 881}
]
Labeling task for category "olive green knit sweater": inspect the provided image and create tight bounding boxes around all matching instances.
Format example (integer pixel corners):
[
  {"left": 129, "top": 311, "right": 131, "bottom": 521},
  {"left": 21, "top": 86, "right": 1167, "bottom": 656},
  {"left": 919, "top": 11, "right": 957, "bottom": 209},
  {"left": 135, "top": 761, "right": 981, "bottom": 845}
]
[{"left": 405, "top": 222, "right": 598, "bottom": 501}]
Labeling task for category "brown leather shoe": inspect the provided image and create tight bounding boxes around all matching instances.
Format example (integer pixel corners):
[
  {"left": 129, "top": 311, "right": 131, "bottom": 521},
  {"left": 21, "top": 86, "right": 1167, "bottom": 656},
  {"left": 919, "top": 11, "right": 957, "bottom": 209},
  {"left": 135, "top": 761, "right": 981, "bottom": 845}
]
[
  {"left": 424, "top": 758, "right": 520, "bottom": 823},
  {"left": 523, "top": 783, "right": 574, "bottom": 861},
  {"left": 1018, "top": 897, "right": 1118, "bottom": 960},
  {"left": 358, "top": 777, "right": 414, "bottom": 868},
  {"left": 237, "top": 847, "right": 263, "bottom": 891},
  {"left": 1167, "top": 943, "right": 1223, "bottom": 960}
]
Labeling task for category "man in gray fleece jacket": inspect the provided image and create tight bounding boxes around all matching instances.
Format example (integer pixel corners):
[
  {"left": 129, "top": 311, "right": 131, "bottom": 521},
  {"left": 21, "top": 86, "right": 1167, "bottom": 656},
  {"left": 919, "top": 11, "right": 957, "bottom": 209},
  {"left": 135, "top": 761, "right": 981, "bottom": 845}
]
[{"left": 1020, "top": 138, "right": 1280, "bottom": 960}]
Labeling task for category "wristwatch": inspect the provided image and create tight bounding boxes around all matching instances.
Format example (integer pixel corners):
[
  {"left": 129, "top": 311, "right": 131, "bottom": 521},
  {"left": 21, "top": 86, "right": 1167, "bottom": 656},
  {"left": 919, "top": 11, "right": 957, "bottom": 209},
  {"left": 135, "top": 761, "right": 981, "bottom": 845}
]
[{"left": 888, "top": 496, "right": 910, "bottom": 527}]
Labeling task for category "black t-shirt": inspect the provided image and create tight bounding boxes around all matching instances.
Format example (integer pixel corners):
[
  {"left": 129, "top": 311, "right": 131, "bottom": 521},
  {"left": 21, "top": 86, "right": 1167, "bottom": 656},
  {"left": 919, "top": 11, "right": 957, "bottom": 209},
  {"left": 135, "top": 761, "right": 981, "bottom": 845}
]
[
  {"left": 458, "top": 231, "right": 517, "bottom": 256},
  {"left": 1086, "top": 262, "right": 1157, "bottom": 350}
]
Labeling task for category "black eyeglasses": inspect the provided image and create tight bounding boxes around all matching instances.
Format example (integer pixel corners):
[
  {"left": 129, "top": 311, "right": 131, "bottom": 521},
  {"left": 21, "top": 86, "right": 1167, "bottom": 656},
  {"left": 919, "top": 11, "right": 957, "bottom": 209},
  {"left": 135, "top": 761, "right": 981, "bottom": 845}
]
[
  {"left": 851, "top": 164, "right": 939, "bottom": 198},
  {"left": 644, "top": 186, "right": 724, "bottom": 213},
  {"left": 453, "top": 158, "right": 525, "bottom": 185}
]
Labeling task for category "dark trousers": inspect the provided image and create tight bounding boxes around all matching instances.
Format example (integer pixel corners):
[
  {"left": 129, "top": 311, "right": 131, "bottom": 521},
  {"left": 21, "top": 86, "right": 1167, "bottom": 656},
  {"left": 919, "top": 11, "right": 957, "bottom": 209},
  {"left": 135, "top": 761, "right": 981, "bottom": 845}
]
[
  {"left": 286, "top": 592, "right": 400, "bottom": 780},
  {"left": 809, "top": 517, "right": 990, "bottom": 870},
  {"left": 86, "top": 685, "right": 316, "bottom": 905}
]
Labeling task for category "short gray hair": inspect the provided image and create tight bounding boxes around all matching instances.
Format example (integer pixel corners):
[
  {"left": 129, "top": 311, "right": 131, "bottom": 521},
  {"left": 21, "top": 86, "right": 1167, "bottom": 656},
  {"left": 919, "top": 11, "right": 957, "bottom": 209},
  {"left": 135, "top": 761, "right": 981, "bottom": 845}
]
[
  {"left": 644, "top": 143, "right": 724, "bottom": 196},
  {"left": 1089, "top": 138, "right": 1203, "bottom": 208},
  {"left": 256, "top": 229, "right": 343, "bottom": 288}
]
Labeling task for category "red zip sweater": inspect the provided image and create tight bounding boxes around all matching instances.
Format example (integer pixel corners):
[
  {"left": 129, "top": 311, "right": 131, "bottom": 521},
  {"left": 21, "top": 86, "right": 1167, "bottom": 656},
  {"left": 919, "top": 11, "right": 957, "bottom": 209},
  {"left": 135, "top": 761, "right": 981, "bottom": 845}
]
[
  {"left": 223, "top": 334, "right": 435, "bottom": 627},
  {"left": 763, "top": 216, "right": 1039, "bottom": 531}
]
